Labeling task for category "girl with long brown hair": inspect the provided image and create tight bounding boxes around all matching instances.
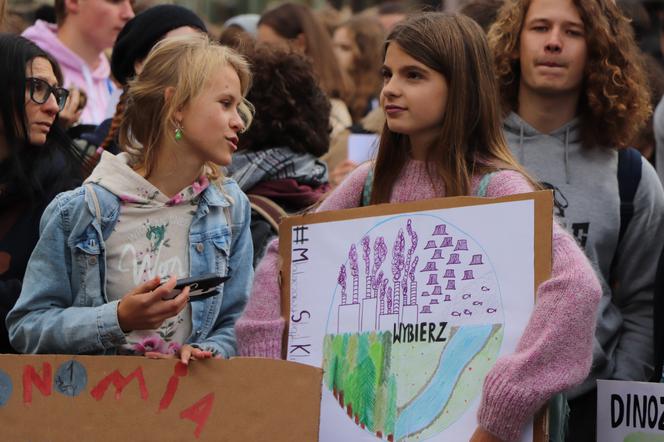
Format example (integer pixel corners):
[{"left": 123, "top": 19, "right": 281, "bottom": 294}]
[
  {"left": 332, "top": 15, "right": 385, "bottom": 123},
  {"left": 236, "top": 12, "right": 601, "bottom": 442}
]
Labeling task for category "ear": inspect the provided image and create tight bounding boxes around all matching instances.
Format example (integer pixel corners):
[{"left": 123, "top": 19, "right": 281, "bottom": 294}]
[
  {"left": 164, "top": 87, "right": 183, "bottom": 121},
  {"left": 293, "top": 33, "right": 307, "bottom": 53},
  {"left": 64, "top": 0, "right": 81, "bottom": 15}
]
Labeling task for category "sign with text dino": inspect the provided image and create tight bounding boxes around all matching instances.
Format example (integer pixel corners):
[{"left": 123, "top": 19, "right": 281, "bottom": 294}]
[{"left": 280, "top": 192, "right": 552, "bottom": 442}]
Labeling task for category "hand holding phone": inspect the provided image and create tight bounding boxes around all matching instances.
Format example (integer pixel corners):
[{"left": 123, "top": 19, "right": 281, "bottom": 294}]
[
  {"left": 162, "top": 272, "right": 231, "bottom": 301},
  {"left": 117, "top": 275, "right": 189, "bottom": 332}
]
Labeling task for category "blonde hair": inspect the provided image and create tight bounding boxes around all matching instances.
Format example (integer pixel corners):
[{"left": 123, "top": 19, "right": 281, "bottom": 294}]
[{"left": 119, "top": 33, "right": 253, "bottom": 180}]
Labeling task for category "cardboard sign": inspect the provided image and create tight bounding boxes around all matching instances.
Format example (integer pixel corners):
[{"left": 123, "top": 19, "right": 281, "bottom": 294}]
[
  {"left": 597, "top": 379, "right": 664, "bottom": 442},
  {"left": 279, "top": 191, "right": 552, "bottom": 442},
  {"left": 0, "top": 355, "right": 321, "bottom": 441}
]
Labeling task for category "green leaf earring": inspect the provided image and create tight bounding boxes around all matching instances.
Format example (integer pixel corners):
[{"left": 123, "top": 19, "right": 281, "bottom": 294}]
[{"left": 174, "top": 126, "right": 183, "bottom": 141}]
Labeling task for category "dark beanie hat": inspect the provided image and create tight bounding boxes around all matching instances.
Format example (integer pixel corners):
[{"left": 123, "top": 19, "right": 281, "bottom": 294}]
[{"left": 111, "top": 4, "right": 207, "bottom": 85}]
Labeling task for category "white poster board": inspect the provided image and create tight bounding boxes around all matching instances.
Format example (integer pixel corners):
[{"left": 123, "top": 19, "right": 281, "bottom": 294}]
[
  {"left": 280, "top": 192, "right": 552, "bottom": 442},
  {"left": 597, "top": 380, "right": 664, "bottom": 442},
  {"left": 348, "top": 134, "right": 379, "bottom": 164}
]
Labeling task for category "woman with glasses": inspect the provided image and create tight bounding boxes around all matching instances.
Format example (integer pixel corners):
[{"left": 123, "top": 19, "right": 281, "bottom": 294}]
[{"left": 0, "top": 33, "right": 83, "bottom": 353}]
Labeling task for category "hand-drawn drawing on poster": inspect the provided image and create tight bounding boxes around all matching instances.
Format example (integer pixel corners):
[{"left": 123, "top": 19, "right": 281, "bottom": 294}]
[{"left": 282, "top": 194, "right": 551, "bottom": 442}]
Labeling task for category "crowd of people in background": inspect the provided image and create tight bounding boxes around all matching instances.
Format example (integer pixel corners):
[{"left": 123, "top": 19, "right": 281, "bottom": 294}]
[{"left": 2, "top": 0, "right": 664, "bottom": 441}]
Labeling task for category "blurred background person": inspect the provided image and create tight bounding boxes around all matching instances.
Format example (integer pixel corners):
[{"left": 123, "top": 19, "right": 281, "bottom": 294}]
[
  {"left": 21, "top": 0, "right": 134, "bottom": 126},
  {"left": 227, "top": 44, "right": 331, "bottom": 266},
  {"left": 257, "top": 2, "right": 352, "bottom": 142},
  {"left": 0, "top": 33, "right": 83, "bottom": 353}
]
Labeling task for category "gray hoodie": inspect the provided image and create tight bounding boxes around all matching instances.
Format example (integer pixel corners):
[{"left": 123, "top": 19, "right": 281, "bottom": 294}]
[
  {"left": 654, "top": 95, "right": 664, "bottom": 187},
  {"left": 504, "top": 112, "right": 664, "bottom": 396}
]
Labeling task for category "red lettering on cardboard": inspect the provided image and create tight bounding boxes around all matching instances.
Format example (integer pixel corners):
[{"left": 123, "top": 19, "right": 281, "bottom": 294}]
[
  {"left": 158, "top": 362, "right": 188, "bottom": 412},
  {"left": 180, "top": 392, "right": 215, "bottom": 438},
  {"left": 22, "top": 363, "right": 52, "bottom": 404},
  {"left": 90, "top": 367, "right": 148, "bottom": 401}
]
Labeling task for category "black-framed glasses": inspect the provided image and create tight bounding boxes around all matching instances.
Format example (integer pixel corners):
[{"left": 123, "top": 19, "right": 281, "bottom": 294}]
[{"left": 25, "top": 77, "right": 69, "bottom": 111}]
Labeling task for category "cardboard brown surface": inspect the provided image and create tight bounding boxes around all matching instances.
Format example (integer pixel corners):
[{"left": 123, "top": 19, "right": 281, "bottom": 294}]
[
  {"left": 0, "top": 355, "right": 322, "bottom": 441},
  {"left": 278, "top": 191, "right": 554, "bottom": 442}
]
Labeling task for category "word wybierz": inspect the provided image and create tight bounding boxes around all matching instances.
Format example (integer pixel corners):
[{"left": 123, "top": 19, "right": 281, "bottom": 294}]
[{"left": 392, "top": 322, "right": 448, "bottom": 344}]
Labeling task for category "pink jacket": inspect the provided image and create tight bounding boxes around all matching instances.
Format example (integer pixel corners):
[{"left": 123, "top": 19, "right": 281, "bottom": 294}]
[
  {"left": 23, "top": 20, "right": 114, "bottom": 125},
  {"left": 236, "top": 160, "right": 602, "bottom": 441}
]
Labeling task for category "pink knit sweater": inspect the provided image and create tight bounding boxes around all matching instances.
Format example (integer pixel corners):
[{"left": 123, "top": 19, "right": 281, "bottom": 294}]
[{"left": 235, "top": 160, "right": 601, "bottom": 441}]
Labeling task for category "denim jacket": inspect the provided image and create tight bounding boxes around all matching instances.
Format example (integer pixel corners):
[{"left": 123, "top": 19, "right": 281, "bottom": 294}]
[{"left": 6, "top": 179, "right": 254, "bottom": 357}]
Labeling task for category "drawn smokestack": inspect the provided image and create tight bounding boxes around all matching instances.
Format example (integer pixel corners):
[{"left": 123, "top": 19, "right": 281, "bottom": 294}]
[
  {"left": 427, "top": 274, "right": 439, "bottom": 285},
  {"left": 447, "top": 253, "right": 461, "bottom": 265},
  {"left": 444, "top": 269, "right": 455, "bottom": 278},
  {"left": 431, "top": 249, "right": 444, "bottom": 260},
  {"left": 431, "top": 286, "right": 442, "bottom": 296},
  {"left": 454, "top": 240, "right": 468, "bottom": 251},
  {"left": 440, "top": 237, "right": 453, "bottom": 247},
  {"left": 446, "top": 280, "right": 456, "bottom": 290},
  {"left": 421, "top": 261, "right": 438, "bottom": 272},
  {"left": 424, "top": 240, "right": 437, "bottom": 249},
  {"left": 432, "top": 224, "right": 448, "bottom": 235},
  {"left": 470, "top": 254, "right": 484, "bottom": 265},
  {"left": 462, "top": 270, "right": 474, "bottom": 280},
  {"left": 444, "top": 294, "right": 451, "bottom": 302}
]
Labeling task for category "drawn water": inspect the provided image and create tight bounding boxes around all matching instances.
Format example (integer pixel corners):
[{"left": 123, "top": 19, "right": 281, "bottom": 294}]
[{"left": 395, "top": 324, "right": 494, "bottom": 440}]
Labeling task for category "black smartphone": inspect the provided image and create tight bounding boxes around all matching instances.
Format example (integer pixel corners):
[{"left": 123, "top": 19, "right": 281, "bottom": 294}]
[{"left": 161, "top": 273, "right": 230, "bottom": 301}]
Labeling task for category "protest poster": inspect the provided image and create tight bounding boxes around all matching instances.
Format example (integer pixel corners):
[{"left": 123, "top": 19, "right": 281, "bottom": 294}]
[
  {"left": 0, "top": 355, "right": 321, "bottom": 441},
  {"left": 598, "top": 379, "right": 664, "bottom": 442},
  {"left": 280, "top": 191, "right": 552, "bottom": 441}
]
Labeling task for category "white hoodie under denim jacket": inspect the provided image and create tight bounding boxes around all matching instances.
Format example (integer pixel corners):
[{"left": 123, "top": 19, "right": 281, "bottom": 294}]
[{"left": 6, "top": 162, "right": 254, "bottom": 357}]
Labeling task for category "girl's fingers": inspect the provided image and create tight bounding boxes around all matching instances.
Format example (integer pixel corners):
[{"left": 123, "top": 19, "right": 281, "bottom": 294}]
[
  {"left": 145, "top": 351, "right": 174, "bottom": 359},
  {"left": 180, "top": 345, "right": 193, "bottom": 365}
]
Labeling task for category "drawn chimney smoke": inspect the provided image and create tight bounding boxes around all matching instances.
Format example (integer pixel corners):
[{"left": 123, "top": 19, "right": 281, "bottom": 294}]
[
  {"left": 447, "top": 253, "right": 461, "bottom": 265},
  {"left": 427, "top": 274, "right": 439, "bottom": 285},
  {"left": 430, "top": 299, "right": 439, "bottom": 305},
  {"left": 420, "top": 306, "right": 432, "bottom": 314},
  {"left": 454, "top": 240, "right": 468, "bottom": 251},
  {"left": 462, "top": 270, "right": 474, "bottom": 280},
  {"left": 470, "top": 254, "right": 484, "bottom": 265},
  {"left": 431, "top": 249, "right": 444, "bottom": 260},
  {"left": 421, "top": 261, "right": 438, "bottom": 272},
  {"left": 431, "top": 286, "right": 442, "bottom": 296},
  {"left": 424, "top": 240, "right": 437, "bottom": 250},
  {"left": 440, "top": 237, "right": 453, "bottom": 247},
  {"left": 444, "top": 294, "right": 452, "bottom": 302},
  {"left": 444, "top": 269, "right": 455, "bottom": 278},
  {"left": 432, "top": 224, "right": 448, "bottom": 235},
  {"left": 446, "top": 280, "right": 456, "bottom": 290}
]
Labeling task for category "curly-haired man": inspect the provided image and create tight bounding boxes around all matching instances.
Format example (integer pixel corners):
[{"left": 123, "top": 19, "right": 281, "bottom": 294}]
[{"left": 489, "top": 0, "right": 664, "bottom": 439}]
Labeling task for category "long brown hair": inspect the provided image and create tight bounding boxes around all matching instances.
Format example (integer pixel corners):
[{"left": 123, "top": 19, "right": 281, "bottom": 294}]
[
  {"left": 338, "top": 15, "right": 385, "bottom": 123},
  {"left": 259, "top": 2, "right": 350, "bottom": 101},
  {"left": 489, "top": 0, "right": 651, "bottom": 149},
  {"left": 371, "top": 12, "right": 531, "bottom": 204},
  {"left": 119, "top": 34, "right": 253, "bottom": 181}
]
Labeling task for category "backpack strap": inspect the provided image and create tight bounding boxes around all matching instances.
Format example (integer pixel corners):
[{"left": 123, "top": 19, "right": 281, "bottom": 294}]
[
  {"left": 617, "top": 147, "right": 642, "bottom": 243},
  {"left": 248, "top": 194, "right": 288, "bottom": 232},
  {"left": 361, "top": 168, "right": 374, "bottom": 207},
  {"left": 475, "top": 172, "right": 497, "bottom": 197}
]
